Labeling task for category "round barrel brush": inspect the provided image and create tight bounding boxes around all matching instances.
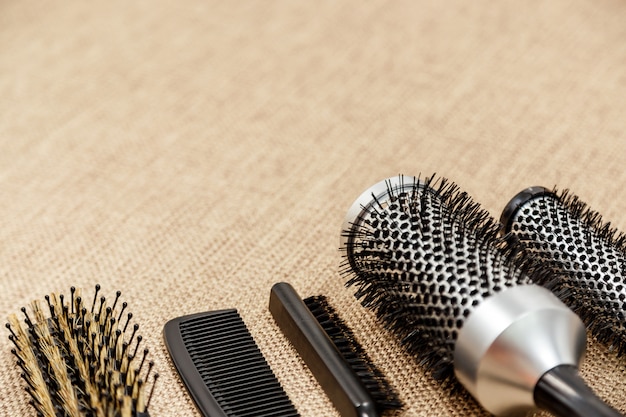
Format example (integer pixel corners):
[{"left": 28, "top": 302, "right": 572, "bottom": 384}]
[
  {"left": 501, "top": 186, "right": 626, "bottom": 355},
  {"left": 340, "top": 175, "right": 623, "bottom": 417}
]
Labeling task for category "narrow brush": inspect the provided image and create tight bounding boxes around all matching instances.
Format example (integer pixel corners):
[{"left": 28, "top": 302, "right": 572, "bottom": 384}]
[
  {"left": 6, "top": 284, "right": 158, "bottom": 417},
  {"left": 501, "top": 186, "right": 626, "bottom": 354},
  {"left": 303, "top": 294, "right": 402, "bottom": 414},
  {"left": 340, "top": 175, "right": 622, "bottom": 417},
  {"left": 269, "top": 282, "right": 402, "bottom": 417}
]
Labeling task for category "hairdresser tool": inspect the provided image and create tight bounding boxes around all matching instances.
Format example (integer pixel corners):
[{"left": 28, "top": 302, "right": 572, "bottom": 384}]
[
  {"left": 6, "top": 284, "right": 158, "bottom": 417},
  {"left": 163, "top": 308, "right": 299, "bottom": 417},
  {"left": 269, "top": 282, "right": 402, "bottom": 417},
  {"left": 501, "top": 186, "right": 626, "bottom": 354},
  {"left": 340, "top": 175, "right": 623, "bottom": 417}
]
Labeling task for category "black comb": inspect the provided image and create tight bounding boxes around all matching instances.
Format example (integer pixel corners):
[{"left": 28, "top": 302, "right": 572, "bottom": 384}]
[{"left": 163, "top": 309, "right": 299, "bottom": 417}]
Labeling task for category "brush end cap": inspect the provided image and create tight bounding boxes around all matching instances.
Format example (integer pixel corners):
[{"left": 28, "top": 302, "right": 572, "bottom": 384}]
[
  {"left": 500, "top": 186, "right": 554, "bottom": 233},
  {"left": 340, "top": 175, "right": 421, "bottom": 262}
]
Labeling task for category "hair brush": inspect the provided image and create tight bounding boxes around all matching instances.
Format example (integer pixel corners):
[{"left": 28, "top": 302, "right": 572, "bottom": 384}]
[
  {"left": 501, "top": 186, "right": 626, "bottom": 355},
  {"left": 269, "top": 281, "right": 402, "bottom": 417},
  {"left": 6, "top": 284, "right": 158, "bottom": 417},
  {"left": 340, "top": 175, "right": 623, "bottom": 417}
]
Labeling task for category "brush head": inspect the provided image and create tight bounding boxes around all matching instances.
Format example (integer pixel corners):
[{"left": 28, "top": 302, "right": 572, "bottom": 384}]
[
  {"left": 340, "top": 175, "right": 532, "bottom": 380},
  {"left": 502, "top": 187, "right": 626, "bottom": 354},
  {"left": 340, "top": 175, "right": 587, "bottom": 415},
  {"left": 6, "top": 285, "right": 157, "bottom": 417}
]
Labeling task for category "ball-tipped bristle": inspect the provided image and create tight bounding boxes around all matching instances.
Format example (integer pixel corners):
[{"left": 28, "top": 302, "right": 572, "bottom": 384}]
[
  {"left": 7, "top": 285, "right": 157, "bottom": 417},
  {"left": 504, "top": 188, "right": 626, "bottom": 355},
  {"left": 340, "top": 175, "right": 531, "bottom": 381}
]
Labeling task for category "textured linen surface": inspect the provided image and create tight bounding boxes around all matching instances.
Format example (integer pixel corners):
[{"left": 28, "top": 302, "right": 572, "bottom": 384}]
[{"left": 1, "top": 1, "right": 626, "bottom": 416}]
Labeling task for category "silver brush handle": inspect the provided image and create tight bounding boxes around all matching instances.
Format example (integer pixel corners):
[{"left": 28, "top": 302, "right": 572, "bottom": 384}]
[
  {"left": 454, "top": 284, "right": 624, "bottom": 416},
  {"left": 454, "top": 285, "right": 585, "bottom": 415}
]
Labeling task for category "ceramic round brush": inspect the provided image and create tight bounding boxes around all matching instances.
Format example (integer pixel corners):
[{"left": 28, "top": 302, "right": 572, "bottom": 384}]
[
  {"left": 501, "top": 186, "right": 626, "bottom": 355},
  {"left": 340, "top": 175, "right": 623, "bottom": 417},
  {"left": 6, "top": 284, "right": 158, "bottom": 417}
]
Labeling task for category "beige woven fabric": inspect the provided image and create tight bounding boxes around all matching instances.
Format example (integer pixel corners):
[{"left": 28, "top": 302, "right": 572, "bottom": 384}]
[{"left": 1, "top": 1, "right": 626, "bottom": 416}]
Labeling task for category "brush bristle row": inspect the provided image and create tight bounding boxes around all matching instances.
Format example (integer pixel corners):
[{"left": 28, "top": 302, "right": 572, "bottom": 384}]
[
  {"left": 303, "top": 295, "right": 403, "bottom": 412},
  {"left": 341, "top": 175, "right": 531, "bottom": 381},
  {"left": 506, "top": 190, "right": 626, "bottom": 354},
  {"left": 7, "top": 285, "right": 157, "bottom": 417}
]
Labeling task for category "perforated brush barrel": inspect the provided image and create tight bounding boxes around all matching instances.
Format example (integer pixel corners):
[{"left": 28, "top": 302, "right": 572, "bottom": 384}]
[
  {"left": 501, "top": 187, "right": 626, "bottom": 354},
  {"left": 341, "top": 176, "right": 534, "bottom": 370},
  {"left": 340, "top": 176, "right": 595, "bottom": 416}
]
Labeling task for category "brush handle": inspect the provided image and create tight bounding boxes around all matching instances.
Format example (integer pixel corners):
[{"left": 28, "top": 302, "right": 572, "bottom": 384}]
[
  {"left": 269, "top": 282, "right": 379, "bottom": 417},
  {"left": 535, "top": 365, "right": 623, "bottom": 417}
]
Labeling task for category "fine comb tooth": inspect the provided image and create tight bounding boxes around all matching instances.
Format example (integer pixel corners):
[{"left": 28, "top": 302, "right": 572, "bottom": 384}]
[{"left": 164, "top": 309, "right": 299, "bottom": 417}]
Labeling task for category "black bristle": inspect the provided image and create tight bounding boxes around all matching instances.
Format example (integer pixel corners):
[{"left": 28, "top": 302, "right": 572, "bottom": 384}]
[
  {"left": 91, "top": 284, "right": 100, "bottom": 313},
  {"left": 6, "top": 286, "right": 156, "bottom": 417},
  {"left": 145, "top": 373, "right": 158, "bottom": 410},
  {"left": 341, "top": 174, "right": 533, "bottom": 384},
  {"left": 503, "top": 187, "right": 626, "bottom": 355},
  {"left": 303, "top": 295, "right": 403, "bottom": 412}
]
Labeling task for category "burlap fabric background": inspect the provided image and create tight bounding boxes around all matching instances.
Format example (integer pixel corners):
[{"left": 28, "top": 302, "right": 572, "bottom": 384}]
[{"left": 1, "top": 1, "right": 626, "bottom": 416}]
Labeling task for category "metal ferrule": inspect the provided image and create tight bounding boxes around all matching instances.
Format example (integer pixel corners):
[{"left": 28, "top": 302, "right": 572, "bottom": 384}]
[{"left": 454, "top": 285, "right": 587, "bottom": 416}]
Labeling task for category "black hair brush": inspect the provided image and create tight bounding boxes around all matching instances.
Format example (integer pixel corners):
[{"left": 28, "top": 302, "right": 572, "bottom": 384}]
[
  {"left": 302, "top": 294, "right": 402, "bottom": 413},
  {"left": 501, "top": 186, "right": 626, "bottom": 355},
  {"left": 269, "top": 282, "right": 402, "bottom": 417},
  {"left": 340, "top": 175, "right": 623, "bottom": 417},
  {"left": 6, "top": 284, "right": 158, "bottom": 417}
]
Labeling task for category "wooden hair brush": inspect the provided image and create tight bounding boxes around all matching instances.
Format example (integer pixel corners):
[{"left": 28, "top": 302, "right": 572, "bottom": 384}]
[{"left": 6, "top": 284, "right": 158, "bottom": 417}]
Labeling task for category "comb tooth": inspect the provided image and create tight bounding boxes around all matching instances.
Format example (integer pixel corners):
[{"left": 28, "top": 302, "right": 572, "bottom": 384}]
[{"left": 164, "top": 309, "right": 299, "bottom": 417}]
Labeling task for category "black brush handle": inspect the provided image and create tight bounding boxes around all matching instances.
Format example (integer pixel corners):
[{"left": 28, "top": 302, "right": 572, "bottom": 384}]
[
  {"left": 269, "top": 282, "right": 379, "bottom": 417},
  {"left": 535, "top": 365, "right": 623, "bottom": 417}
]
